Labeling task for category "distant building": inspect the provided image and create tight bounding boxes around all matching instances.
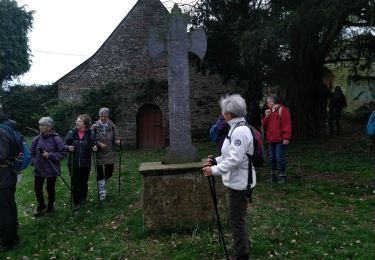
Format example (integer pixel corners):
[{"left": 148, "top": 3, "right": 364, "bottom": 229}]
[
  {"left": 328, "top": 62, "right": 375, "bottom": 112},
  {"left": 55, "top": 0, "right": 232, "bottom": 149}
]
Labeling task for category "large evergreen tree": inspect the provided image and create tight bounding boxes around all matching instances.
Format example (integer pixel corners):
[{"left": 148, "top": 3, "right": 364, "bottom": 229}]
[
  {"left": 191, "top": 0, "right": 375, "bottom": 137},
  {"left": 0, "top": 0, "right": 33, "bottom": 86}
]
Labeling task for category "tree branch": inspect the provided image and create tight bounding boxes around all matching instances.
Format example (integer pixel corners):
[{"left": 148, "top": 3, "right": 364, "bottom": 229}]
[
  {"left": 324, "top": 57, "right": 360, "bottom": 64},
  {"left": 344, "top": 21, "right": 371, "bottom": 27}
]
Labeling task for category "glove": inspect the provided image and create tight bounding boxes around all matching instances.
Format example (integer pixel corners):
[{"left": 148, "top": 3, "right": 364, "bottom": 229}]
[{"left": 208, "top": 156, "right": 217, "bottom": 166}]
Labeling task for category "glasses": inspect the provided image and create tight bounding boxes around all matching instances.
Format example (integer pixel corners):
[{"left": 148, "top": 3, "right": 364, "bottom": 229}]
[{"left": 76, "top": 120, "right": 83, "bottom": 123}]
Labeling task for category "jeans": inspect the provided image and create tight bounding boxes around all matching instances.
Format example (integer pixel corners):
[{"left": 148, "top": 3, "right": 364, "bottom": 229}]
[{"left": 268, "top": 142, "right": 286, "bottom": 175}]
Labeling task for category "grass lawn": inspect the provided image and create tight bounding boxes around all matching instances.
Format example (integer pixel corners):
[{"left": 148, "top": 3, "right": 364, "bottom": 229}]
[{"left": 1, "top": 120, "right": 375, "bottom": 259}]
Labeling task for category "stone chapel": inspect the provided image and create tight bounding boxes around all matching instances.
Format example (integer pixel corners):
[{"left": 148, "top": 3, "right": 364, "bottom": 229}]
[{"left": 55, "top": 0, "right": 232, "bottom": 149}]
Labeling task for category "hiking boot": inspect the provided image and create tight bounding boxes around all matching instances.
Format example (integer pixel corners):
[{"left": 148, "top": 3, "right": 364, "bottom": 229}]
[
  {"left": 267, "top": 174, "right": 278, "bottom": 183},
  {"left": 278, "top": 175, "right": 287, "bottom": 184},
  {"left": 73, "top": 204, "right": 82, "bottom": 211},
  {"left": 0, "top": 236, "right": 19, "bottom": 251},
  {"left": 98, "top": 179, "right": 106, "bottom": 201},
  {"left": 230, "top": 255, "right": 249, "bottom": 260},
  {"left": 45, "top": 206, "right": 55, "bottom": 214},
  {"left": 33, "top": 205, "right": 46, "bottom": 217}
]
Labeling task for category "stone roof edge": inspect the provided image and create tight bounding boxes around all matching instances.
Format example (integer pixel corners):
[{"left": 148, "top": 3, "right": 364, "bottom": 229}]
[{"left": 54, "top": 0, "right": 168, "bottom": 85}]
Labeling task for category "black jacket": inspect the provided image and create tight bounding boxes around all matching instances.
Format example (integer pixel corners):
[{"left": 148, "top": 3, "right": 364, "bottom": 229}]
[
  {"left": 329, "top": 91, "right": 347, "bottom": 111},
  {"left": 65, "top": 128, "right": 96, "bottom": 168},
  {"left": 0, "top": 128, "right": 17, "bottom": 189}
]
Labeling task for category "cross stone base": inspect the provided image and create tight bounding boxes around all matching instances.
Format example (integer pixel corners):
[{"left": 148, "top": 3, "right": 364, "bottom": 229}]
[
  {"left": 139, "top": 160, "right": 228, "bottom": 231},
  {"left": 162, "top": 146, "right": 200, "bottom": 164}
]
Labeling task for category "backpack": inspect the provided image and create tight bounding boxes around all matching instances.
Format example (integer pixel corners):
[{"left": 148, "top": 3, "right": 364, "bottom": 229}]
[
  {"left": 367, "top": 111, "right": 375, "bottom": 136},
  {"left": 0, "top": 124, "right": 32, "bottom": 173},
  {"left": 209, "top": 123, "right": 219, "bottom": 142},
  {"left": 228, "top": 121, "right": 265, "bottom": 168},
  {"left": 227, "top": 121, "right": 265, "bottom": 202}
]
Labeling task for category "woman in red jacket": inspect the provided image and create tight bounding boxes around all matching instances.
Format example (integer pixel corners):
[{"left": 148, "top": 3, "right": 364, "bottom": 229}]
[{"left": 262, "top": 95, "right": 292, "bottom": 184}]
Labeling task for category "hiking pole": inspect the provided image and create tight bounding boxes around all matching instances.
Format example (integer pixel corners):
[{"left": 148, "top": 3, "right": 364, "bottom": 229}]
[
  {"left": 118, "top": 139, "right": 123, "bottom": 195},
  {"left": 207, "top": 175, "right": 229, "bottom": 260},
  {"left": 39, "top": 149, "right": 72, "bottom": 192},
  {"left": 25, "top": 127, "right": 39, "bottom": 134},
  {"left": 69, "top": 151, "right": 74, "bottom": 210},
  {"left": 93, "top": 151, "right": 100, "bottom": 206}
]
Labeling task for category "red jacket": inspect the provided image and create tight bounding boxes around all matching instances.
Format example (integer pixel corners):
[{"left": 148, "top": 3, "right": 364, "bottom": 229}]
[{"left": 262, "top": 104, "right": 292, "bottom": 143}]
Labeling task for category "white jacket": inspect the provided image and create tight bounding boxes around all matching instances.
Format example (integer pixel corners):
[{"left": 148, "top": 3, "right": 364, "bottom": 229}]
[{"left": 211, "top": 117, "right": 257, "bottom": 190}]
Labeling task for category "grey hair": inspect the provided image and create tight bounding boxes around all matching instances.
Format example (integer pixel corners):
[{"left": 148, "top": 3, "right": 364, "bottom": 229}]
[
  {"left": 39, "top": 116, "right": 54, "bottom": 128},
  {"left": 220, "top": 94, "right": 247, "bottom": 118},
  {"left": 99, "top": 107, "right": 109, "bottom": 116}
]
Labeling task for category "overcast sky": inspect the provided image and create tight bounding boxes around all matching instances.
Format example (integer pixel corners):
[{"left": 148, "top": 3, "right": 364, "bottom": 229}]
[{"left": 14, "top": 0, "right": 182, "bottom": 86}]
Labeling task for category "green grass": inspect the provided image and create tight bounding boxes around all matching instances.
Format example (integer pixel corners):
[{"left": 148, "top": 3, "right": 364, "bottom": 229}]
[{"left": 1, "top": 123, "right": 375, "bottom": 259}]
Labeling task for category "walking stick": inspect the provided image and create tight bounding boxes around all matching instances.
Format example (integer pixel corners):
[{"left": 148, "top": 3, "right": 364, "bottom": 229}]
[
  {"left": 93, "top": 151, "right": 100, "bottom": 205},
  {"left": 46, "top": 158, "right": 72, "bottom": 191},
  {"left": 39, "top": 148, "right": 71, "bottom": 191},
  {"left": 118, "top": 139, "right": 123, "bottom": 195},
  {"left": 39, "top": 148, "right": 72, "bottom": 207},
  {"left": 207, "top": 175, "right": 229, "bottom": 260},
  {"left": 69, "top": 151, "right": 73, "bottom": 210}
]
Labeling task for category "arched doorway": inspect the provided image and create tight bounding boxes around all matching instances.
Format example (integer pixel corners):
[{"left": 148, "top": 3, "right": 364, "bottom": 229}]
[{"left": 137, "top": 104, "right": 164, "bottom": 149}]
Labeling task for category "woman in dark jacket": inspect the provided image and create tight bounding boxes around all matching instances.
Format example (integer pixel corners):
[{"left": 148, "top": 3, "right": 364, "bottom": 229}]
[
  {"left": 65, "top": 114, "right": 97, "bottom": 208},
  {"left": 30, "top": 117, "right": 67, "bottom": 216},
  {"left": 328, "top": 86, "right": 347, "bottom": 135}
]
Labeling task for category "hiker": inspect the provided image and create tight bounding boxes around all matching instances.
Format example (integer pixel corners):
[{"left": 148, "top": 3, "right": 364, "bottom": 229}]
[
  {"left": 65, "top": 114, "right": 97, "bottom": 209},
  {"left": 91, "top": 108, "right": 121, "bottom": 201},
  {"left": 247, "top": 100, "right": 261, "bottom": 131},
  {"left": 366, "top": 110, "right": 375, "bottom": 194},
  {"left": 328, "top": 86, "right": 347, "bottom": 135},
  {"left": 30, "top": 117, "right": 67, "bottom": 216},
  {"left": 211, "top": 114, "right": 230, "bottom": 155},
  {"left": 262, "top": 94, "right": 292, "bottom": 184},
  {"left": 202, "top": 94, "right": 256, "bottom": 260},
  {"left": 0, "top": 113, "right": 19, "bottom": 250}
]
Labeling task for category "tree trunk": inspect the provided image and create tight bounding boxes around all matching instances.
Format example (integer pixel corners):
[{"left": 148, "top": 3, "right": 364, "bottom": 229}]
[{"left": 281, "top": 67, "right": 328, "bottom": 138}]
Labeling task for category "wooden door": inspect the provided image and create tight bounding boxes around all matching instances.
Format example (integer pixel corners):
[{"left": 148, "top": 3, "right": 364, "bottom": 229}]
[{"left": 137, "top": 104, "right": 164, "bottom": 149}]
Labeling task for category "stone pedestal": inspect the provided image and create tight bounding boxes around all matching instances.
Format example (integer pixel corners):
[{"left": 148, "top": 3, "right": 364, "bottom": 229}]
[{"left": 139, "top": 160, "right": 228, "bottom": 231}]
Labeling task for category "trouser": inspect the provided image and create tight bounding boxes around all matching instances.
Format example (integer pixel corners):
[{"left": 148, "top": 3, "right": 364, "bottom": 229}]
[
  {"left": 96, "top": 164, "right": 114, "bottom": 181},
  {"left": 229, "top": 188, "right": 250, "bottom": 259},
  {"left": 71, "top": 167, "right": 90, "bottom": 205},
  {"left": 34, "top": 176, "right": 57, "bottom": 209},
  {"left": 328, "top": 108, "right": 342, "bottom": 135},
  {"left": 0, "top": 186, "right": 18, "bottom": 247},
  {"left": 268, "top": 142, "right": 286, "bottom": 175}
]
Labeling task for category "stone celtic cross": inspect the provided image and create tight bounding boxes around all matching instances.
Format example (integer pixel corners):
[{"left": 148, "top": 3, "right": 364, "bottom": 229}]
[{"left": 148, "top": 4, "right": 207, "bottom": 164}]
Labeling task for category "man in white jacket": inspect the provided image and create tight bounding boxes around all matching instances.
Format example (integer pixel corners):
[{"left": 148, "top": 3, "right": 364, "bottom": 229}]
[{"left": 202, "top": 94, "right": 256, "bottom": 260}]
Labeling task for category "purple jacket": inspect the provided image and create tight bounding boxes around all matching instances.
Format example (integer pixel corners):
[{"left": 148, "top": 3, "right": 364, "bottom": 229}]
[{"left": 31, "top": 132, "right": 67, "bottom": 177}]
